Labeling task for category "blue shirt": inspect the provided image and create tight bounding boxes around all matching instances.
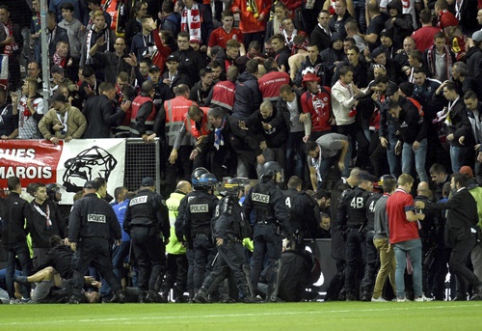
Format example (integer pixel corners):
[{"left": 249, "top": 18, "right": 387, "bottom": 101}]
[{"left": 113, "top": 199, "right": 130, "bottom": 242}]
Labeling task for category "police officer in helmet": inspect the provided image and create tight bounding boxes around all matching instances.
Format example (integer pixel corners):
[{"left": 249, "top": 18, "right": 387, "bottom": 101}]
[
  {"left": 68, "top": 180, "right": 126, "bottom": 304},
  {"left": 175, "top": 167, "right": 219, "bottom": 295},
  {"left": 123, "top": 177, "right": 170, "bottom": 303},
  {"left": 244, "top": 161, "right": 291, "bottom": 302},
  {"left": 194, "top": 178, "right": 258, "bottom": 303}
]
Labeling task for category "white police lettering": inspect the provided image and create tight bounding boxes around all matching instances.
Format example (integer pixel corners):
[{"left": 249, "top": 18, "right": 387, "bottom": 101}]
[
  {"left": 190, "top": 204, "right": 209, "bottom": 213},
  {"left": 252, "top": 193, "right": 270, "bottom": 204},
  {"left": 87, "top": 214, "right": 106, "bottom": 223},
  {"left": 130, "top": 196, "right": 148, "bottom": 206}
]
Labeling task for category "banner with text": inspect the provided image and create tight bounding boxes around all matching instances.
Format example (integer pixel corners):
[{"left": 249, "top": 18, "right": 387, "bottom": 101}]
[{"left": 0, "top": 139, "right": 126, "bottom": 204}]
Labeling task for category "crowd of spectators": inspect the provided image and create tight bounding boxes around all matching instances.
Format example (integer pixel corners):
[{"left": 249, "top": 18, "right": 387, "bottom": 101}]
[{"left": 1, "top": 0, "right": 482, "bottom": 303}]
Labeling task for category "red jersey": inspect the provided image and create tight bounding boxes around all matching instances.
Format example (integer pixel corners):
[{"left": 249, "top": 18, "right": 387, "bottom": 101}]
[
  {"left": 387, "top": 188, "right": 420, "bottom": 244},
  {"left": 208, "top": 27, "right": 244, "bottom": 49},
  {"left": 300, "top": 87, "right": 332, "bottom": 133},
  {"left": 438, "top": 10, "right": 459, "bottom": 30}
]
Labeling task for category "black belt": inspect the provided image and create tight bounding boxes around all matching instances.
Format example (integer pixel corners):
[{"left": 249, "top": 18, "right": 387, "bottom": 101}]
[{"left": 256, "top": 221, "right": 270, "bottom": 225}]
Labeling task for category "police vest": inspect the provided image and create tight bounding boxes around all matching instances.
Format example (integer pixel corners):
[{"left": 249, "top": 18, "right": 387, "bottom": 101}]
[
  {"left": 164, "top": 96, "right": 195, "bottom": 145},
  {"left": 183, "top": 106, "right": 211, "bottom": 140},
  {"left": 130, "top": 95, "right": 155, "bottom": 136},
  {"left": 251, "top": 182, "right": 275, "bottom": 222},
  {"left": 128, "top": 190, "right": 157, "bottom": 226},
  {"left": 345, "top": 187, "right": 371, "bottom": 227},
  {"left": 186, "top": 192, "right": 216, "bottom": 233},
  {"left": 211, "top": 80, "right": 236, "bottom": 112}
]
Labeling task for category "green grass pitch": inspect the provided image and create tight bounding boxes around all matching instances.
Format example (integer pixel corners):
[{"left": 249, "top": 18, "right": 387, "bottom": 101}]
[{"left": 1, "top": 302, "right": 481, "bottom": 330}]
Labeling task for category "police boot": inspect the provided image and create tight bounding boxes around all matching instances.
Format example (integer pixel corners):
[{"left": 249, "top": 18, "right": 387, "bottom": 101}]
[
  {"left": 138, "top": 291, "right": 147, "bottom": 303},
  {"left": 360, "top": 289, "right": 371, "bottom": 302},
  {"left": 110, "top": 290, "right": 126, "bottom": 304},
  {"left": 266, "top": 259, "right": 281, "bottom": 302},
  {"left": 193, "top": 288, "right": 209, "bottom": 303}
]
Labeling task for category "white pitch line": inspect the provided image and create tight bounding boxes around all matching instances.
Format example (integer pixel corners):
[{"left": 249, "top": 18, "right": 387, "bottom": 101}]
[{"left": 3, "top": 304, "right": 482, "bottom": 327}]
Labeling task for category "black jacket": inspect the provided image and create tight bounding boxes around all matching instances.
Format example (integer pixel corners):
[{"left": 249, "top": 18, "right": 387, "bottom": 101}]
[
  {"left": 385, "top": 0, "right": 414, "bottom": 49},
  {"left": 28, "top": 200, "right": 67, "bottom": 248},
  {"left": 310, "top": 25, "right": 331, "bottom": 52},
  {"left": 232, "top": 72, "right": 262, "bottom": 120},
  {"left": 245, "top": 107, "right": 288, "bottom": 148},
  {"left": 82, "top": 95, "right": 125, "bottom": 138},
  {"left": 426, "top": 188, "right": 478, "bottom": 246},
  {"left": 37, "top": 245, "right": 74, "bottom": 279},
  {"left": 68, "top": 193, "right": 121, "bottom": 242},
  {"left": 1, "top": 192, "right": 30, "bottom": 245},
  {"left": 172, "top": 47, "right": 207, "bottom": 88},
  {"left": 293, "top": 55, "right": 326, "bottom": 87},
  {"left": 445, "top": 96, "right": 474, "bottom": 147},
  {"left": 275, "top": 46, "right": 291, "bottom": 72},
  {"left": 395, "top": 96, "right": 427, "bottom": 144}
]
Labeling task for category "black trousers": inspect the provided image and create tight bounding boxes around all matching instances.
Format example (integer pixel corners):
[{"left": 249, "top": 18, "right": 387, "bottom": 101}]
[
  {"left": 192, "top": 233, "right": 217, "bottom": 292},
  {"left": 250, "top": 224, "right": 282, "bottom": 291},
  {"left": 131, "top": 226, "right": 166, "bottom": 292},
  {"left": 344, "top": 228, "right": 367, "bottom": 295},
  {"left": 447, "top": 226, "right": 480, "bottom": 296},
  {"left": 201, "top": 241, "right": 250, "bottom": 297},
  {"left": 71, "top": 237, "right": 121, "bottom": 299},
  {"left": 165, "top": 145, "right": 192, "bottom": 196},
  {"left": 360, "top": 230, "right": 378, "bottom": 292},
  {"left": 162, "top": 253, "right": 188, "bottom": 299},
  {"left": 337, "top": 123, "right": 369, "bottom": 168}
]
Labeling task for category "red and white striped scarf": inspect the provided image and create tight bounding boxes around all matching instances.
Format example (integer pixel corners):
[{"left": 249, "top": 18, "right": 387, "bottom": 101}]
[{"left": 181, "top": 3, "right": 202, "bottom": 43}]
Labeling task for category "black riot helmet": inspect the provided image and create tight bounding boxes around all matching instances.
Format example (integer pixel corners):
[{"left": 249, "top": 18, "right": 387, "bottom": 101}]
[
  {"left": 198, "top": 173, "right": 218, "bottom": 190},
  {"left": 191, "top": 167, "right": 210, "bottom": 189},
  {"left": 46, "top": 183, "right": 62, "bottom": 202},
  {"left": 261, "top": 161, "right": 282, "bottom": 180},
  {"left": 223, "top": 177, "right": 243, "bottom": 197}
]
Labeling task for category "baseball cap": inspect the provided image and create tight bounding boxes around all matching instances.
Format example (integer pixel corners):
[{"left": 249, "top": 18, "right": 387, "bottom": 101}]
[
  {"left": 166, "top": 54, "right": 179, "bottom": 63},
  {"left": 359, "top": 172, "right": 377, "bottom": 183},
  {"left": 84, "top": 181, "right": 99, "bottom": 189},
  {"left": 148, "top": 65, "right": 160, "bottom": 73},
  {"left": 380, "top": 28, "right": 394, "bottom": 40},
  {"left": 141, "top": 177, "right": 155, "bottom": 187},
  {"left": 51, "top": 65, "right": 65, "bottom": 75}
]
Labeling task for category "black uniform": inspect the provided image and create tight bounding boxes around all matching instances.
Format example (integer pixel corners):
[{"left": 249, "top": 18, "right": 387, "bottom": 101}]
[
  {"left": 361, "top": 192, "right": 383, "bottom": 297},
  {"left": 123, "top": 189, "right": 169, "bottom": 298},
  {"left": 176, "top": 190, "right": 218, "bottom": 292},
  {"left": 27, "top": 200, "right": 67, "bottom": 269},
  {"left": 1, "top": 192, "right": 32, "bottom": 300},
  {"left": 244, "top": 179, "right": 291, "bottom": 302},
  {"left": 68, "top": 193, "right": 122, "bottom": 301},
  {"left": 195, "top": 194, "right": 254, "bottom": 302},
  {"left": 337, "top": 186, "right": 372, "bottom": 299}
]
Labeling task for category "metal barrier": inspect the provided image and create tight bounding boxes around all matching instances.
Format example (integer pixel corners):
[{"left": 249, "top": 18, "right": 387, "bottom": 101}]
[{"left": 124, "top": 138, "right": 161, "bottom": 193}]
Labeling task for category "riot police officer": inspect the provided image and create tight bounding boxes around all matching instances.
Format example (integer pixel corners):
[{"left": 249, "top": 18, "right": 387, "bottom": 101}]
[
  {"left": 193, "top": 178, "right": 257, "bottom": 303},
  {"left": 244, "top": 161, "right": 291, "bottom": 302},
  {"left": 68, "top": 180, "right": 125, "bottom": 304},
  {"left": 123, "top": 177, "right": 170, "bottom": 303},
  {"left": 176, "top": 168, "right": 219, "bottom": 294},
  {"left": 337, "top": 171, "right": 377, "bottom": 301}
]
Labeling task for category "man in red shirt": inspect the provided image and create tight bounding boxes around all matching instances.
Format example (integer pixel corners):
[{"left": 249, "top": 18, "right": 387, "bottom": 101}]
[
  {"left": 386, "top": 174, "right": 427, "bottom": 302},
  {"left": 412, "top": 9, "right": 441, "bottom": 53},
  {"left": 435, "top": 0, "right": 459, "bottom": 38},
  {"left": 208, "top": 10, "right": 245, "bottom": 58}
]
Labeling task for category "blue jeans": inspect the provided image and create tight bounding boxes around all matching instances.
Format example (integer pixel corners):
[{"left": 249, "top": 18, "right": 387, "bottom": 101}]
[
  {"left": 318, "top": 144, "right": 352, "bottom": 186},
  {"left": 402, "top": 139, "right": 428, "bottom": 182},
  {"left": 450, "top": 145, "right": 471, "bottom": 173},
  {"left": 6, "top": 242, "right": 32, "bottom": 299},
  {"left": 387, "top": 139, "right": 401, "bottom": 178},
  {"left": 353, "top": 1, "right": 367, "bottom": 33},
  {"left": 394, "top": 238, "right": 423, "bottom": 298},
  {"left": 285, "top": 132, "right": 305, "bottom": 180}
]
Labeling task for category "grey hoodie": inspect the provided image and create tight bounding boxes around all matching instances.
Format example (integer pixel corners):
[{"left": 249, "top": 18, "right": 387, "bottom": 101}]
[{"left": 59, "top": 18, "right": 84, "bottom": 58}]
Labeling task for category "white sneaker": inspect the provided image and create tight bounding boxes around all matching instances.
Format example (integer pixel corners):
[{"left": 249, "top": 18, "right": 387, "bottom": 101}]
[
  {"left": 371, "top": 296, "right": 388, "bottom": 302},
  {"left": 414, "top": 295, "right": 430, "bottom": 302},
  {"left": 397, "top": 297, "right": 411, "bottom": 302}
]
